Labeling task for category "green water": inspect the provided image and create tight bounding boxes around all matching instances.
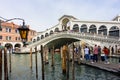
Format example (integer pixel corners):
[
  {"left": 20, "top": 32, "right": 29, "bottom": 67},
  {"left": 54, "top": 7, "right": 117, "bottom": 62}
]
[{"left": 5, "top": 53, "right": 120, "bottom": 80}]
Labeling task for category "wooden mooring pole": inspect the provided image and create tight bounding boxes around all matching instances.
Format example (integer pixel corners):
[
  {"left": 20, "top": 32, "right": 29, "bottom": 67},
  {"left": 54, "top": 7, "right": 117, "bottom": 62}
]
[
  {"left": 30, "top": 48, "right": 32, "bottom": 68},
  {"left": 0, "top": 49, "right": 2, "bottom": 80},
  {"left": 4, "top": 48, "right": 8, "bottom": 80},
  {"left": 35, "top": 47, "right": 38, "bottom": 79},
  {"left": 41, "top": 45, "right": 45, "bottom": 80},
  {"left": 72, "top": 43, "right": 75, "bottom": 80},
  {"left": 66, "top": 45, "right": 69, "bottom": 80},
  {"left": 51, "top": 46, "right": 54, "bottom": 67},
  {"left": 62, "top": 45, "right": 66, "bottom": 74},
  {"left": 9, "top": 48, "right": 11, "bottom": 73}
]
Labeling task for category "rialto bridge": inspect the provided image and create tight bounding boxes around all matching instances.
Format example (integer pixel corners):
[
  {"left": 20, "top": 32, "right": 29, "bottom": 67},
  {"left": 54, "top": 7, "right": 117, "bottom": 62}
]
[{"left": 21, "top": 15, "right": 120, "bottom": 52}]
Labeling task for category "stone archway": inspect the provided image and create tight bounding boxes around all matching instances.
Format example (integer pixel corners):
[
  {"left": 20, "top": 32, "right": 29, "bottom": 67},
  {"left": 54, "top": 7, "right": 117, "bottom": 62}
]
[
  {"left": 50, "top": 30, "right": 54, "bottom": 35},
  {"left": 89, "top": 25, "right": 97, "bottom": 34},
  {"left": 14, "top": 43, "right": 21, "bottom": 52},
  {"left": 109, "top": 26, "right": 119, "bottom": 37},
  {"left": 54, "top": 28, "right": 59, "bottom": 32},
  {"left": 62, "top": 18, "right": 70, "bottom": 31},
  {"left": 80, "top": 24, "right": 87, "bottom": 33},
  {"left": 5, "top": 43, "right": 13, "bottom": 49},
  {"left": 73, "top": 24, "right": 79, "bottom": 32},
  {"left": 45, "top": 33, "right": 49, "bottom": 37},
  {"left": 98, "top": 25, "right": 107, "bottom": 35}
]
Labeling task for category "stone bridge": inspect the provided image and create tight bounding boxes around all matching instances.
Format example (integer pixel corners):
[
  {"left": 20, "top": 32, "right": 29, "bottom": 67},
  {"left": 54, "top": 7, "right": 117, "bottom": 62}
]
[{"left": 21, "top": 32, "right": 120, "bottom": 52}]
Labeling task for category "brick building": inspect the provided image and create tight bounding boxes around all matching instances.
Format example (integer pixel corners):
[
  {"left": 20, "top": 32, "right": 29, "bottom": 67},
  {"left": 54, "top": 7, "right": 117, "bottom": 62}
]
[{"left": 0, "top": 21, "right": 37, "bottom": 50}]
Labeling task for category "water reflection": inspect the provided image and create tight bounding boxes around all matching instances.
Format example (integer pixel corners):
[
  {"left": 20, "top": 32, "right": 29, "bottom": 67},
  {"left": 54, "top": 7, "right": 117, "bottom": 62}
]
[{"left": 7, "top": 53, "right": 120, "bottom": 80}]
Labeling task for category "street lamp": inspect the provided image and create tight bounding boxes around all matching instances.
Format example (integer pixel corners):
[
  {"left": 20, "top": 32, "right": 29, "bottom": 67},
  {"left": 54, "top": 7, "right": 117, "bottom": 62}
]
[
  {"left": 0, "top": 16, "right": 29, "bottom": 47},
  {"left": 17, "top": 21, "right": 29, "bottom": 47}
]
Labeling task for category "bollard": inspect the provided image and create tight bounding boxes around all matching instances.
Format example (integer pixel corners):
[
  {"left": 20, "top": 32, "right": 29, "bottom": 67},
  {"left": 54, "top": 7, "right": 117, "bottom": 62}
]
[
  {"left": 41, "top": 45, "right": 45, "bottom": 80},
  {"left": 4, "top": 48, "right": 8, "bottom": 80},
  {"left": 72, "top": 43, "right": 75, "bottom": 80},
  {"left": 0, "top": 49, "right": 2, "bottom": 80},
  {"left": 35, "top": 47, "right": 38, "bottom": 79},
  {"left": 30, "top": 48, "right": 32, "bottom": 68},
  {"left": 62, "top": 45, "right": 67, "bottom": 74}
]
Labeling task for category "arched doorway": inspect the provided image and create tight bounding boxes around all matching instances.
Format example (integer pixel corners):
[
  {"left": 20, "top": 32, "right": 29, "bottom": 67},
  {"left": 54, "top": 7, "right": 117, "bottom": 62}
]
[
  {"left": 73, "top": 24, "right": 79, "bottom": 32},
  {"left": 109, "top": 26, "right": 119, "bottom": 37},
  {"left": 98, "top": 25, "right": 107, "bottom": 35},
  {"left": 62, "top": 18, "right": 70, "bottom": 31},
  {"left": 89, "top": 25, "right": 97, "bottom": 34},
  {"left": 80, "top": 24, "right": 87, "bottom": 33}
]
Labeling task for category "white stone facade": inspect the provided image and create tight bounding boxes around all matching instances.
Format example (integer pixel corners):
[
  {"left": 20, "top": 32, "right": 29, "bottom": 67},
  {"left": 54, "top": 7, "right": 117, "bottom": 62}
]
[{"left": 33, "top": 15, "right": 120, "bottom": 41}]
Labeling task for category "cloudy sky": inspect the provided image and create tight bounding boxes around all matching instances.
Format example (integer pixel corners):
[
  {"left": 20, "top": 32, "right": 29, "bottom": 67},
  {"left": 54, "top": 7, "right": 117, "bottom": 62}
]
[{"left": 0, "top": 0, "right": 120, "bottom": 32}]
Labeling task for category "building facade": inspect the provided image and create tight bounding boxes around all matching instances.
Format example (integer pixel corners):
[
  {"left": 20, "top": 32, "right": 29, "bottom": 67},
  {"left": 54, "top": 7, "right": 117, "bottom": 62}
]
[{"left": 0, "top": 21, "right": 37, "bottom": 50}]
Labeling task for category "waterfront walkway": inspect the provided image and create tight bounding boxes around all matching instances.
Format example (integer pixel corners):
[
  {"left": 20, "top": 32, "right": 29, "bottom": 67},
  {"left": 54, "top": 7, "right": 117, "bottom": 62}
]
[{"left": 80, "top": 60, "right": 120, "bottom": 75}]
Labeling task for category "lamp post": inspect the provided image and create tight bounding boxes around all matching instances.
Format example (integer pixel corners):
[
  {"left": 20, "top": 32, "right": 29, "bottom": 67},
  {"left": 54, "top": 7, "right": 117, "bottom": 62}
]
[
  {"left": 17, "top": 21, "right": 29, "bottom": 47},
  {"left": 0, "top": 16, "right": 29, "bottom": 47}
]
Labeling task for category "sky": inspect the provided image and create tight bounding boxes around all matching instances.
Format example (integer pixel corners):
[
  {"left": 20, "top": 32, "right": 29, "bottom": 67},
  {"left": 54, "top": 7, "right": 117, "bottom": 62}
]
[{"left": 0, "top": 0, "right": 120, "bottom": 32}]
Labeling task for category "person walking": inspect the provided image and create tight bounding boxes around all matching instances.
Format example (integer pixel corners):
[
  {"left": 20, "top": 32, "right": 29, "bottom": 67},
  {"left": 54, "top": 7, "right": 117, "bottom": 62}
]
[{"left": 93, "top": 45, "right": 98, "bottom": 62}]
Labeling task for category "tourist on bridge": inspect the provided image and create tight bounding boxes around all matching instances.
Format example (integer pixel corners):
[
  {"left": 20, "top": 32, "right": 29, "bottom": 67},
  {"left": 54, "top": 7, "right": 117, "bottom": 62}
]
[
  {"left": 102, "top": 46, "right": 109, "bottom": 64},
  {"left": 84, "top": 46, "right": 90, "bottom": 61},
  {"left": 93, "top": 45, "right": 98, "bottom": 62}
]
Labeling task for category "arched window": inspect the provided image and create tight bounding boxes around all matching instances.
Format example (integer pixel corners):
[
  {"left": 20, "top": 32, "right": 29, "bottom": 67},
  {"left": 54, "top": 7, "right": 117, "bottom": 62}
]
[
  {"left": 73, "top": 24, "right": 79, "bottom": 32},
  {"left": 98, "top": 25, "right": 107, "bottom": 35},
  {"left": 80, "top": 24, "right": 87, "bottom": 33},
  {"left": 109, "top": 26, "right": 119, "bottom": 37},
  {"left": 89, "top": 25, "right": 97, "bottom": 34}
]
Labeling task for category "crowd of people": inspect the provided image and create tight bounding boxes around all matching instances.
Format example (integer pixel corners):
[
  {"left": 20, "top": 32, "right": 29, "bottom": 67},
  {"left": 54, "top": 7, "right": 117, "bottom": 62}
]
[{"left": 84, "top": 45, "right": 112, "bottom": 64}]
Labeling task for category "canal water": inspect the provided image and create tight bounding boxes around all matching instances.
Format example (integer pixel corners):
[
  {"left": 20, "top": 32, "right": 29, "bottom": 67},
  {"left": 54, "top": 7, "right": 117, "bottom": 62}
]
[{"left": 5, "top": 52, "right": 120, "bottom": 80}]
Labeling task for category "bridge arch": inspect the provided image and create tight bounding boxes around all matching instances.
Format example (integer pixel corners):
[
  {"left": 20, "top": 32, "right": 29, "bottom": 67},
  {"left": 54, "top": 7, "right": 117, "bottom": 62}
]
[
  {"left": 98, "top": 25, "right": 107, "bottom": 35},
  {"left": 80, "top": 24, "right": 87, "bottom": 33},
  {"left": 109, "top": 26, "right": 119, "bottom": 37},
  {"left": 89, "top": 24, "right": 97, "bottom": 34}
]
